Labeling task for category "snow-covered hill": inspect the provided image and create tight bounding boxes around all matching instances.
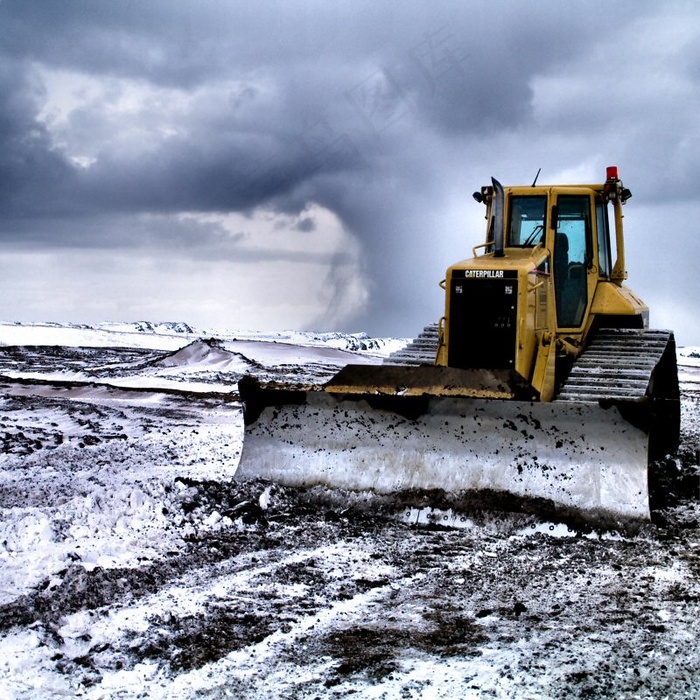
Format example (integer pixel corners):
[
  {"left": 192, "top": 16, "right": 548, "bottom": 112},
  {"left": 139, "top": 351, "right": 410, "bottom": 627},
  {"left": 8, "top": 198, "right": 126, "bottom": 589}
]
[{"left": 0, "top": 321, "right": 408, "bottom": 356}]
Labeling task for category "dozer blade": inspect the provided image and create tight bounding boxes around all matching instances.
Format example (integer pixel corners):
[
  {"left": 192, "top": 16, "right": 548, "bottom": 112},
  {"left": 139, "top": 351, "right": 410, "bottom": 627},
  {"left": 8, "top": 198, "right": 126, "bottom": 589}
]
[
  {"left": 323, "top": 364, "right": 536, "bottom": 400},
  {"left": 236, "top": 368, "right": 653, "bottom": 522}
]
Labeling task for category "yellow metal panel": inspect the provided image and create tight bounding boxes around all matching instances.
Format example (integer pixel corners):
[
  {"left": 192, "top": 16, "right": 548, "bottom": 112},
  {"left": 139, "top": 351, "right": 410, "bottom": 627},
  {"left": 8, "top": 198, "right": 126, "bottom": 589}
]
[{"left": 590, "top": 282, "right": 648, "bottom": 317}]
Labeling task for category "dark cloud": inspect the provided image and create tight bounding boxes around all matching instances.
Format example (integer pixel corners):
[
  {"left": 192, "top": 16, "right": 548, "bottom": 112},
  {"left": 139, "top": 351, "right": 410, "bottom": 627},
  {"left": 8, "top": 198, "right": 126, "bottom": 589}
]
[
  {"left": 0, "top": 0, "right": 699, "bottom": 340},
  {"left": 0, "top": 61, "right": 78, "bottom": 220}
]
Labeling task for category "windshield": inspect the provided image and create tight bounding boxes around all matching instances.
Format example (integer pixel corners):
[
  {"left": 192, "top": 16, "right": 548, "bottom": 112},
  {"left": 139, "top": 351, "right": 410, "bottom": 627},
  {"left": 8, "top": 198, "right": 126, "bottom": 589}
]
[{"left": 508, "top": 196, "right": 546, "bottom": 247}]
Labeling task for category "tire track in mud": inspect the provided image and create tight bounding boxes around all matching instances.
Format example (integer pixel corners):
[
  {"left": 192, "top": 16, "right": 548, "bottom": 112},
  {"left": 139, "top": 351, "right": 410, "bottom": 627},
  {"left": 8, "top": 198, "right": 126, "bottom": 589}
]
[
  {"left": 0, "top": 505, "right": 421, "bottom": 692},
  {"left": 1, "top": 472, "right": 699, "bottom": 699},
  {"left": 0, "top": 467, "right": 496, "bottom": 696}
]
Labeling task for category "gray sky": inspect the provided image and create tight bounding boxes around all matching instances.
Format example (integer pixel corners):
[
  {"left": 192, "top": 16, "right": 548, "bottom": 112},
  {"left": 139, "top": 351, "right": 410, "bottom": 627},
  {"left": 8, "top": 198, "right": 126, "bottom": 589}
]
[{"left": 1, "top": 1, "right": 699, "bottom": 344}]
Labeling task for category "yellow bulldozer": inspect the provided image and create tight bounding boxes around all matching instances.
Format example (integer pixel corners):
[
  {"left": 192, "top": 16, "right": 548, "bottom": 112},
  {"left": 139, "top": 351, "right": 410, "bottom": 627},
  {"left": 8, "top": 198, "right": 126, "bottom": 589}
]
[{"left": 236, "top": 167, "right": 680, "bottom": 523}]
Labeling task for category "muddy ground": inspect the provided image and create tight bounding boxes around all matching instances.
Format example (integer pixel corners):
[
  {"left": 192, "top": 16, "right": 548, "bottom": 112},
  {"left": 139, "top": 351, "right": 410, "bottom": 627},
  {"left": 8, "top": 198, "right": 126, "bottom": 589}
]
[{"left": 0, "top": 343, "right": 698, "bottom": 699}]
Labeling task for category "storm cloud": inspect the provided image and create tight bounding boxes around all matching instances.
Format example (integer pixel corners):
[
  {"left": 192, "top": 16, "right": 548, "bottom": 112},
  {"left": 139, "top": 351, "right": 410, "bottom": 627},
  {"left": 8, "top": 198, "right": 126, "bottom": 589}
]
[{"left": 1, "top": 0, "right": 699, "bottom": 342}]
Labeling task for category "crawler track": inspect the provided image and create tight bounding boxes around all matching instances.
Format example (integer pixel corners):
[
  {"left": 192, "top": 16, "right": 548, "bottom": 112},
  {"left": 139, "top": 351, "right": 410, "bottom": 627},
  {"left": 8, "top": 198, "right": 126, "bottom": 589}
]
[
  {"left": 384, "top": 324, "right": 440, "bottom": 365},
  {"left": 557, "top": 329, "right": 677, "bottom": 403}
]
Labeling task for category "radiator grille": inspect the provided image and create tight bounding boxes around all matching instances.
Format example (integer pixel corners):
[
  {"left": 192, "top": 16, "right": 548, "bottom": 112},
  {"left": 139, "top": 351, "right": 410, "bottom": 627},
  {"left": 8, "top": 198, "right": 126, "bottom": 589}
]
[{"left": 447, "top": 272, "right": 517, "bottom": 370}]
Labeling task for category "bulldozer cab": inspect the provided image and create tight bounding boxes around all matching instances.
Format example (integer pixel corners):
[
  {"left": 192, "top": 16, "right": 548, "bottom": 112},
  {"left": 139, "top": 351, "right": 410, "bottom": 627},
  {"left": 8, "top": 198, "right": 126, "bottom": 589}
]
[{"left": 505, "top": 189, "right": 600, "bottom": 327}]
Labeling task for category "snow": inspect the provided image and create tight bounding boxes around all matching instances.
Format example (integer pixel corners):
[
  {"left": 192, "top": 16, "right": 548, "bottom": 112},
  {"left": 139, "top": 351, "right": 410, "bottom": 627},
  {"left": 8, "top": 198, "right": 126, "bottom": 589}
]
[
  {"left": 0, "top": 322, "right": 698, "bottom": 699},
  {"left": 0, "top": 321, "right": 408, "bottom": 356}
]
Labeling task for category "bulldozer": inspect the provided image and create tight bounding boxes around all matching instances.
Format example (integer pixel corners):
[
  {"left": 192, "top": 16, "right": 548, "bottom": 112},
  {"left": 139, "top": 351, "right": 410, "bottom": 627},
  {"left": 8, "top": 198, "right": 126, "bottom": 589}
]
[{"left": 236, "top": 167, "right": 680, "bottom": 523}]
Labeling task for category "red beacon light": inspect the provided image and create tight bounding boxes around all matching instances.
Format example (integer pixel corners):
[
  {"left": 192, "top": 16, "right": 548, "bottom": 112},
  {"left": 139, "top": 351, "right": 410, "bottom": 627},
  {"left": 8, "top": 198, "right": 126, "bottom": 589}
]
[{"left": 605, "top": 165, "right": 632, "bottom": 202}]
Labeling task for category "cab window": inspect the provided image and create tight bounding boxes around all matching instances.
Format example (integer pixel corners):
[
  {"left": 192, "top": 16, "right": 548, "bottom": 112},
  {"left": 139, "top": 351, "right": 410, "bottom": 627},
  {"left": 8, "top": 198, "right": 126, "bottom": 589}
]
[
  {"left": 508, "top": 196, "right": 546, "bottom": 247},
  {"left": 596, "top": 199, "right": 612, "bottom": 279},
  {"left": 555, "top": 195, "right": 592, "bottom": 327}
]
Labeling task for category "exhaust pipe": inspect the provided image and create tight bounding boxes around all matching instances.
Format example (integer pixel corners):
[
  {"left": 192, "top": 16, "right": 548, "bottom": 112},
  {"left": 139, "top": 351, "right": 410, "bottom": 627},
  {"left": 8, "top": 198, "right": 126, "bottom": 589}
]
[{"left": 492, "top": 177, "right": 505, "bottom": 258}]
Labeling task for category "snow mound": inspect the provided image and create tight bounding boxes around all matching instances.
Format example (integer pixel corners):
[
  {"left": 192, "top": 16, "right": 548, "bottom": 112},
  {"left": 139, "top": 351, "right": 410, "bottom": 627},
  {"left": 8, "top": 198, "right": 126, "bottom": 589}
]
[{"left": 154, "top": 339, "right": 254, "bottom": 373}]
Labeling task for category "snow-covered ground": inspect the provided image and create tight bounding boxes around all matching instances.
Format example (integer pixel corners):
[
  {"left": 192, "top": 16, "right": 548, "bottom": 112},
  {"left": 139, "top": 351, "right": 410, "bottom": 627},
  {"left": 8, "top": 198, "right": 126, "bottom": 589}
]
[{"left": 0, "top": 322, "right": 698, "bottom": 699}]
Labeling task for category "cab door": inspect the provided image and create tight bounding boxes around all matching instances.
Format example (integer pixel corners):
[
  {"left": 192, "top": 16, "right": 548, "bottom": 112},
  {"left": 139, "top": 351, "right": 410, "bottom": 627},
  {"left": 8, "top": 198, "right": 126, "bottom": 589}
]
[{"left": 551, "top": 192, "right": 597, "bottom": 329}]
